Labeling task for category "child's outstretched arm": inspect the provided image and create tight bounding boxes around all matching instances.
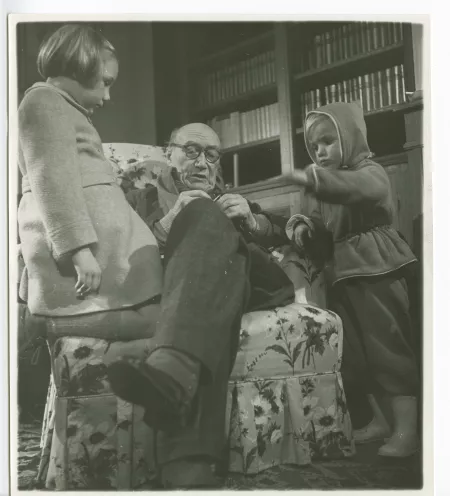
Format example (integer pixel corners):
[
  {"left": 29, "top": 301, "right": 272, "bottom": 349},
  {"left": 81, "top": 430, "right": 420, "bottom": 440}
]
[
  {"left": 284, "top": 162, "right": 390, "bottom": 205},
  {"left": 19, "top": 91, "right": 101, "bottom": 294}
]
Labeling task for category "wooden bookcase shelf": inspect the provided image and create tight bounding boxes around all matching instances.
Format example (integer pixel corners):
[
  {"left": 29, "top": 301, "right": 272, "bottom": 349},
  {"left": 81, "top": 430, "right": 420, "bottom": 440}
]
[
  {"left": 293, "top": 42, "right": 404, "bottom": 84},
  {"left": 222, "top": 135, "right": 280, "bottom": 154},
  {"left": 295, "top": 100, "right": 424, "bottom": 135},
  {"left": 193, "top": 83, "right": 277, "bottom": 118},
  {"left": 189, "top": 30, "right": 274, "bottom": 69}
]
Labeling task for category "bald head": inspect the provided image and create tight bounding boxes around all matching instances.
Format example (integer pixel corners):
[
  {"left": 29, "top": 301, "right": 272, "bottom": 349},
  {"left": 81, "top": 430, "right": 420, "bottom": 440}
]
[{"left": 172, "top": 123, "right": 221, "bottom": 149}]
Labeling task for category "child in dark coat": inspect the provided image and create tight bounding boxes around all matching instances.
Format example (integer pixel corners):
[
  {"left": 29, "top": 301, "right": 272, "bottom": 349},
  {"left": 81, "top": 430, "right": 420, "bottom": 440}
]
[{"left": 284, "top": 102, "right": 419, "bottom": 458}]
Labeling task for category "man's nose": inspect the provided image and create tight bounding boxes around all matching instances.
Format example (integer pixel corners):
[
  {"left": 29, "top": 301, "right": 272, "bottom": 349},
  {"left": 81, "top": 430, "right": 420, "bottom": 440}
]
[
  {"left": 103, "top": 88, "right": 111, "bottom": 101},
  {"left": 195, "top": 152, "right": 207, "bottom": 168},
  {"left": 317, "top": 145, "right": 326, "bottom": 157}
]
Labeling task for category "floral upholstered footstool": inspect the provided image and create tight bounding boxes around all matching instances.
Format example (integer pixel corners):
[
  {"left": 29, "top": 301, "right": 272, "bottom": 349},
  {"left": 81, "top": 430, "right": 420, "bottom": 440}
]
[{"left": 226, "top": 302, "right": 353, "bottom": 474}]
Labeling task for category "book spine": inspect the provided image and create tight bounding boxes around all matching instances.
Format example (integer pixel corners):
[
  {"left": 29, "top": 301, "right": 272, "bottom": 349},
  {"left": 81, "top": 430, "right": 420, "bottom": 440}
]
[
  {"left": 233, "top": 63, "right": 239, "bottom": 97},
  {"left": 263, "top": 51, "right": 270, "bottom": 86},
  {"left": 273, "top": 103, "right": 279, "bottom": 136},
  {"left": 226, "top": 65, "right": 233, "bottom": 100},
  {"left": 360, "top": 22, "right": 367, "bottom": 53},
  {"left": 385, "top": 67, "right": 393, "bottom": 106},
  {"left": 391, "top": 22, "right": 398, "bottom": 44},
  {"left": 357, "top": 75, "right": 363, "bottom": 109},
  {"left": 325, "top": 30, "right": 332, "bottom": 64},
  {"left": 321, "top": 32, "right": 326, "bottom": 67},
  {"left": 336, "top": 81, "right": 342, "bottom": 102},
  {"left": 353, "top": 77, "right": 359, "bottom": 103},
  {"left": 234, "top": 112, "right": 242, "bottom": 146},
  {"left": 380, "top": 23, "right": 387, "bottom": 47},
  {"left": 399, "top": 64, "right": 406, "bottom": 103},
  {"left": 393, "top": 65, "right": 400, "bottom": 104},
  {"left": 334, "top": 27, "right": 340, "bottom": 61},
  {"left": 396, "top": 22, "right": 403, "bottom": 41},
  {"left": 270, "top": 51, "right": 276, "bottom": 83},
  {"left": 316, "top": 88, "right": 321, "bottom": 108},
  {"left": 340, "top": 25, "right": 347, "bottom": 60},
  {"left": 315, "top": 34, "right": 322, "bottom": 68},
  {"left": 369, "top": 72, "right": 377, "bottom": 110},
  {"left": 240, "top": 113, "right": 246, "bottom": 144},
  {"left": 239, "top": 60, "right": 246, "bottom": 95},
  {"left": 261, "top": 105, "right": 270, "bottom": 139},
  {"left": 348, "top": 23, "right": 354, "bottom": 57},
  {"left": 367, "top": 21, "right": 374, "bottom": 51},
  {"left": 373, "top": 22, "right": 379, "bottom": 50},
  {"left": 307, "top": 40, "right": 314, "bottom": 70},
  {"left": 343, "top": 79, "right": 349, "bottom": 102},
  {"left": 372, "top": 71, "right": 380, "bottom": 109},
  {"left": 354, "top": 22, "right": 362, "bottom": 55},
  {"left": 330, "top": 83, "right": 337, "bottom": 103},
  {"left": 362, "top": 74, "right": 370, "bottom": 112},
  {"left": 305, "top": 91, "right": 310, "bottom": 116}
]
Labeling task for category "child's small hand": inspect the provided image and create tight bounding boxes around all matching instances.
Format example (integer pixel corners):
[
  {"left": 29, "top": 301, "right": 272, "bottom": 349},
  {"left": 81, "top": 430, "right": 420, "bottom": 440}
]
[
  {"left": 293, "top": 223, "right": 312, "bottom": 248},
  {"left": 72, "top": 247, "right": 102, "bottom": 297}
]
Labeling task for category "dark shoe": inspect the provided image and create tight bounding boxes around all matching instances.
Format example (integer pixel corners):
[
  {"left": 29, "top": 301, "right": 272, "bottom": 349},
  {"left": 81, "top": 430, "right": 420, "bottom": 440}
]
[
  {"left": 161, "top": 457, "right": 221, "bottom": 489},
  {"left": 107, "top": 355, "right": 196, "bottom": 432}
]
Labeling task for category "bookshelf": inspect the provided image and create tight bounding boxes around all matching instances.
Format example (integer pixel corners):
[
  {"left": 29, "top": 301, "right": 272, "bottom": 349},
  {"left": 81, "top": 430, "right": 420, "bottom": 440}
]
[{"left": 178, "top": 21, "right": 423, "bottom": 249}]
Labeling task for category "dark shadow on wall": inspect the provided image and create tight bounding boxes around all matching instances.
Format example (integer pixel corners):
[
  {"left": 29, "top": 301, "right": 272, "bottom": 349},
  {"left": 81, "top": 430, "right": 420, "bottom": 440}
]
[{"left": 16, "top": 21, "right": 158, "bottom": 145}]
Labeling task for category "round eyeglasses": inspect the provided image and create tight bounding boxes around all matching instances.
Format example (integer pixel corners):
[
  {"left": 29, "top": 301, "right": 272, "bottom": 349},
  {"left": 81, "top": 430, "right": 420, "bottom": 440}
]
[{"left": 170, "top": 143, "right": 221, "bottom": 164}]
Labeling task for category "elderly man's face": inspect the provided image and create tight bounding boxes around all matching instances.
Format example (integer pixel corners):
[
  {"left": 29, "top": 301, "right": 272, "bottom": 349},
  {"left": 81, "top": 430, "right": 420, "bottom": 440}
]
[{"left": 169, "top": 124, "right": 221, "bottom": 192}]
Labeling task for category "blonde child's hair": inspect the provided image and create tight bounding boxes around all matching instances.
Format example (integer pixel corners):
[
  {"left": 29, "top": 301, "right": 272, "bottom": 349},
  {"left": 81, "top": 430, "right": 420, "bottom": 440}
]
[
  {"left": 37, "top": 24, "right": 116, "bottom": 88},
  {"left": 305, "top": 112, "right": 332, "bottom": 141}
]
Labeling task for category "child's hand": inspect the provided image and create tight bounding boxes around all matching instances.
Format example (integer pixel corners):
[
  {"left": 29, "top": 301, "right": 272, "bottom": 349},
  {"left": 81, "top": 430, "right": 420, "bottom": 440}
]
[
  {"left": 283, "top": 169, "right": 309, "bottom": 186},
  {"left": 293, "top": 223, "right": 312, "bottom": 248},
  {"left": 72, "top": 247, "right": 102, "bottom": 297}
]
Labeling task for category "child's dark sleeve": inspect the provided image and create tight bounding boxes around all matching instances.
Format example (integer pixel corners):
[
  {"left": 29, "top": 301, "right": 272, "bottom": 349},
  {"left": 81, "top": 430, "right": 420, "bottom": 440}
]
[
  {"left": 247, "top": 201, "right": 289, "bottom": 248},
  {"left": 306, "top": 162, "right": 390, "bottom": 205}
]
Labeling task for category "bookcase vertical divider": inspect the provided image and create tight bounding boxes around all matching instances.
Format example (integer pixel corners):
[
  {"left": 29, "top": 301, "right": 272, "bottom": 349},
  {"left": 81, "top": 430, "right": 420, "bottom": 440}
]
[
  {"left": 233, "top": 152, "right": 240, "bottom": 187},
  {"left": 402, "top": 23, "right": 416, "bottom": 94},
  {"left": 274, "top": 24, "right": 296, "bottom": 174}
]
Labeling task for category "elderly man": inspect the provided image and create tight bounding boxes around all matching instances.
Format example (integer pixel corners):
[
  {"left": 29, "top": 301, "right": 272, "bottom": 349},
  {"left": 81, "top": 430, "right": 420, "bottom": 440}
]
[{"left": 107, "top": 123, "right": 294, "bottom": 488}]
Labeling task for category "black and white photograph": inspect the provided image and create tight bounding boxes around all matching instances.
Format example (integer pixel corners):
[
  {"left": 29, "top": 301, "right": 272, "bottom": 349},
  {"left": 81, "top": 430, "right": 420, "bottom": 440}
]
[{"left": 8, "top": 14, "right": 431, "bottom": 492}]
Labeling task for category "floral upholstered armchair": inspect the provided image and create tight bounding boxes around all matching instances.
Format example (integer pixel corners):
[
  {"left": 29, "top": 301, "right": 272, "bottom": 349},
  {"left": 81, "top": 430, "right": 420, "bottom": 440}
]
[{"left": 32, "top": 144, "right": 354, "bottom": 490}]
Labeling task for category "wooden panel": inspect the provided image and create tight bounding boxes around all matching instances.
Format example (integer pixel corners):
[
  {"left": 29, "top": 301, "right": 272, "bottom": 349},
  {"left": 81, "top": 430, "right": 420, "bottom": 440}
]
[
  {"left": 404, "top": 110, "right": 423, "bottom": 148},
  {"left": 274, "top": 24, "right": 296, "bottom": 174},
  {"left": 385, "top": 161, "right": 422, "bottom": 246}
]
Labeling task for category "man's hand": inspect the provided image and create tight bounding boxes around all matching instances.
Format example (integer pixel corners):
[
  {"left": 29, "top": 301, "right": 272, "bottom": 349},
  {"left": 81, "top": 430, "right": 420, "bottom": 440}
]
[
  {"left": 160, "top": 190, "right": 212, "bottom": 234},
  {"left": 172, "top": 190, "right": 211, "bottom": 217},
  {"left": 216, "top": 193, "right": 258, "bottom": 231},
  {"left": 72, "top": 247, "right": 102, "bottom": 297}
]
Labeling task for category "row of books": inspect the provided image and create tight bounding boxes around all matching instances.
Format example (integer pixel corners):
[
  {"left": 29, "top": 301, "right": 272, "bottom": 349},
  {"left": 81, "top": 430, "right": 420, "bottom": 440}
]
[
  {"left": 298, "top": 22, "right": 404, "bottom": 72},
  {"left": 300, "top": 64, "right": 407, "bottom": 119},
  {"left": 196, "top": 50, "right": 276, "bottom": 109},
  {"left": 208, "top": 103, "right": 280, "bottom": 149}
]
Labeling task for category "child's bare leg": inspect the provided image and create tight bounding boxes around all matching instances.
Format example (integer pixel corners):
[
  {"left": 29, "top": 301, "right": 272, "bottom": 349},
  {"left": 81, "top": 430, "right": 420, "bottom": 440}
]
[{"left": 353, "top": 393, "right": 390, "bottom": 444}]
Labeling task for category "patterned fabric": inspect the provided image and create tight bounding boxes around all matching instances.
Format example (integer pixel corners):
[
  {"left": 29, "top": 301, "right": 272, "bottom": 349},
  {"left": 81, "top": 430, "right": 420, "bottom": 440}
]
[
  {"left": 227, "top": 304, "right": 353, "bottom": 474},
  {"left": 102, "top": 143, "right": 168, "bottom": 190},
  {"left": 36, "top": 339, "right": 158, "bottom": 490},
  {"left": 35, "top": 302, "right": 352, "bottom": 488}
]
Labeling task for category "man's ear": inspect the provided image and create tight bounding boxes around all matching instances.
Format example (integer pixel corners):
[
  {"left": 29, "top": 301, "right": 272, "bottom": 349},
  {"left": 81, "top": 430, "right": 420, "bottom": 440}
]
[{"left": 165, "top": 146, "right": 172, "bottom": 163}]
